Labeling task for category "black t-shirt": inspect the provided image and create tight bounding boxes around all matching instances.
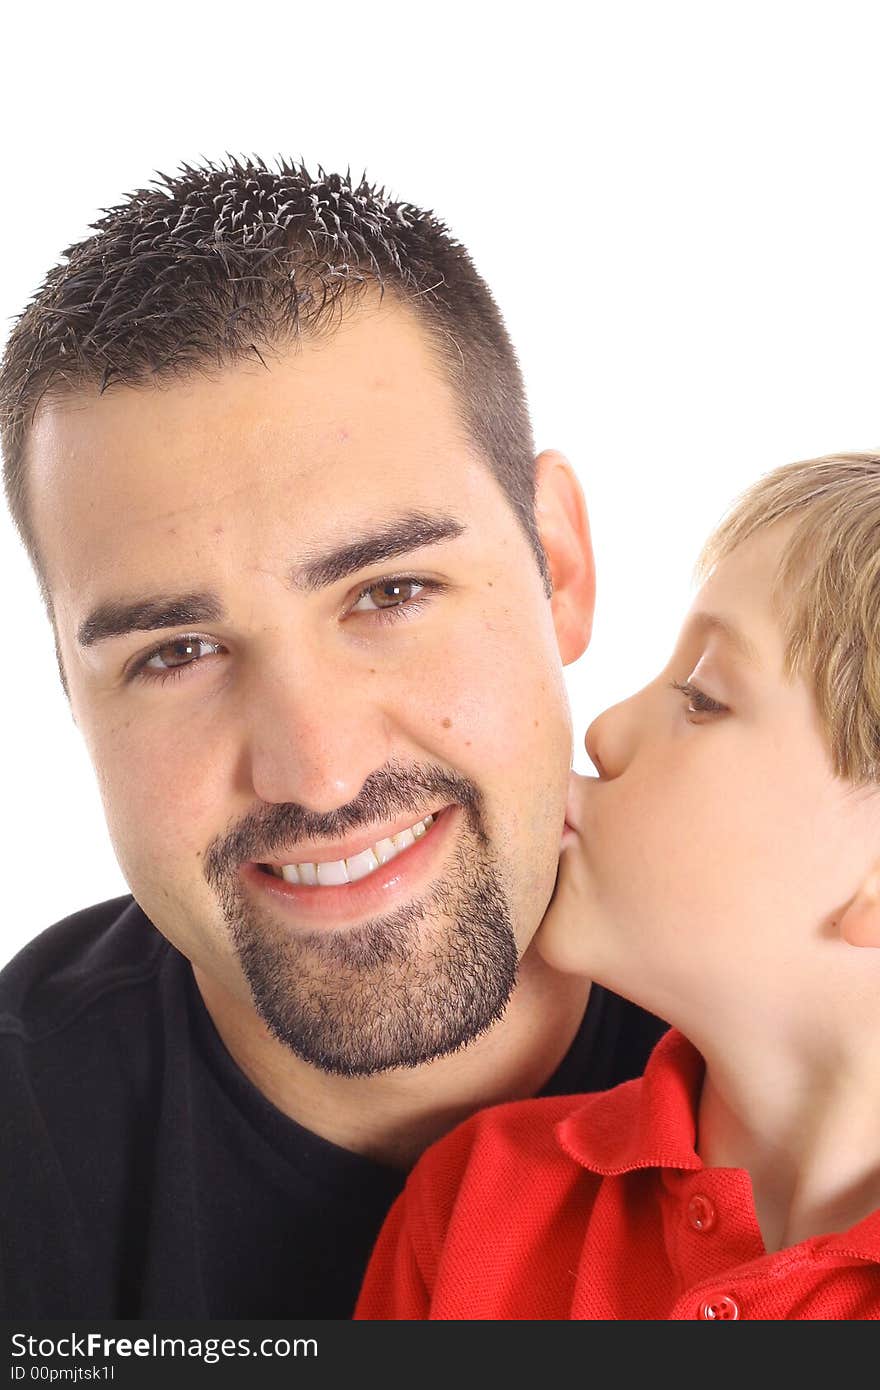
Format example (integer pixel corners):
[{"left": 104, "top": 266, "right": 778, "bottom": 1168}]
[{"left": 0, "top": 896, "right": 667, "bottom": 1318}]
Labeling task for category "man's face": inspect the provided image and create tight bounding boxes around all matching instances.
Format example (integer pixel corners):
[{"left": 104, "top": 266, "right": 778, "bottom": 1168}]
[{"left": 28, "top": 303, "right": 581, "bottom": 1075}]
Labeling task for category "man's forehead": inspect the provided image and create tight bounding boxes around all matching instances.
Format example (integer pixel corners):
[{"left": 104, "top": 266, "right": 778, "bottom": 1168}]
[
  {"left": 25, "top": 305, "right": 494, "bottom": 598},
  {"left": 27, "top": 300, "right": 467, "bottom": 486}
]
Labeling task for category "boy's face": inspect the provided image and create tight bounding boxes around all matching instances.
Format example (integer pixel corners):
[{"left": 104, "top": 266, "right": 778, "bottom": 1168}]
[{"left": 546, "top": 523, "right": 880, "bottom": 1037}]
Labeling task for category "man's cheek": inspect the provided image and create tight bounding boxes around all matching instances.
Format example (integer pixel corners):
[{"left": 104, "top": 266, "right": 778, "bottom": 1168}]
[
  {"left": 93, "top": 726, "right": 223, "bottom": 872},
  {"left": 418, "top": 673, "right": 556, "bottom": 784}
]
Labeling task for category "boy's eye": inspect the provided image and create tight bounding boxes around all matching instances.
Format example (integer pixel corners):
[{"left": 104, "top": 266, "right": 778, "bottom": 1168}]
[{"left": 670, "top": 680, "right": 729, "bottom": 718}]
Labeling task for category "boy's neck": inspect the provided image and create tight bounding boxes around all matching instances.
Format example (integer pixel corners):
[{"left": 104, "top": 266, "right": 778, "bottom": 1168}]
[{"left": 696, "top": 1032, "right": 880, "bottom": 1252}]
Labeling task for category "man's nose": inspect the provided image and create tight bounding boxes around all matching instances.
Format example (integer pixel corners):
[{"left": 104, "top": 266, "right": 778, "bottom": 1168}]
[
  {"left": 584, "top": 694, "right": 641, "bottom": 780},
  {"left": 243, "top": 651, "right": 393, "bottom": 812}
]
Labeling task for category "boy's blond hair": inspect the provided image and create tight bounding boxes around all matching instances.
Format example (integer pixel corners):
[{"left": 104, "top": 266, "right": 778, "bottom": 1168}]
[{"left": 697, "top": 452, "right": 880, "bottom": 784}]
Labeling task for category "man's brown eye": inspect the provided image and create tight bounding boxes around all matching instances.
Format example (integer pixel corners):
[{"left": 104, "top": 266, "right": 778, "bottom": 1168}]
[
  {"left": 353, "top": 579, "right": 423, "bottom": 612},
  {"left": 147, "top": 638, "right": 205, "bottom": 670},
  {"left": 129, "top": 635, "right": 224, "bottom": 684},
  {"left": 370, "top": 580, "right": 416, "bottom": 607}
]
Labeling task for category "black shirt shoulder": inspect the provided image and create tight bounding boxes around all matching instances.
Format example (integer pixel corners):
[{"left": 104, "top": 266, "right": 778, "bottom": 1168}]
[
  {"left": 0, "top": 896, "right": 666, "bottom": 1317},
  {"left": 0, "top": 894, "right": 168, "bottom": 1039}
]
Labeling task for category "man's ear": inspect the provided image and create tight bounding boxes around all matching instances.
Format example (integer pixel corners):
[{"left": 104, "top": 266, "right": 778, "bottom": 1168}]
[
  {"left": 838, "top": 864, "right": 880, "bottom": 947},
  {"left": 534, "top": 449, "right": 596, "bottom": 664}
]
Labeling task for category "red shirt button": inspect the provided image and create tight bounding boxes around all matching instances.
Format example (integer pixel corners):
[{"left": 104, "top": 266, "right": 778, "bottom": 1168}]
[
  {"left": 687, "top": 1194, "right": 717, "bottom": 1232},
  {"left": 699, "top": 1296, "right": 740, "bottom": 1320}
]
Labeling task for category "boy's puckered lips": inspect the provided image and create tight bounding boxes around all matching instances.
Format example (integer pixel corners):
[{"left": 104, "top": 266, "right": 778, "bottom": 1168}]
[{"left": 561, "top": 770, "right": 592, "bottom": 839}]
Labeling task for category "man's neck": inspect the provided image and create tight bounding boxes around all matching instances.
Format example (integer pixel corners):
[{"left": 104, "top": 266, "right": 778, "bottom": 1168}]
[{"left": 193, "top": 948, "right": 591, "bottom": 1169}]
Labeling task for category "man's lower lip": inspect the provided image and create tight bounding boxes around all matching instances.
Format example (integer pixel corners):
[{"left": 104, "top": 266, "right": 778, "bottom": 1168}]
[{"left": 239, "top": 806, "right": 458, "bottom": 926}]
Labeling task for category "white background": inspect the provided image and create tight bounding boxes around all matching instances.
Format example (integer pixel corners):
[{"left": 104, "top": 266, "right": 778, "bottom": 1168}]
[{"left": 1, "top": 1, "right": 878, "bottom": 963}]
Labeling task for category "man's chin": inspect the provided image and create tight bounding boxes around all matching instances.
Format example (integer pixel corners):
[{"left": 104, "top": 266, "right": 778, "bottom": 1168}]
[
  {"left": 230, "top": 861, "right": 519, "bottom": 1076},
  {"left": 259, "top": 982, "right": 516, "bottom": 1079}
]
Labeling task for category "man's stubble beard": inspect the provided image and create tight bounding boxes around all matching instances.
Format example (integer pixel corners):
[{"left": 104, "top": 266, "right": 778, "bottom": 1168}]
[{"left": 206, "top": 780, "right": 520, "bottom": 1077}]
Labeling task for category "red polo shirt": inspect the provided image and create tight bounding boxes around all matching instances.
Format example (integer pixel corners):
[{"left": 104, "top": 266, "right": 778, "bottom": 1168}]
[{"left": 355, "top": 1030, "right": 880, "bottom": 1319}]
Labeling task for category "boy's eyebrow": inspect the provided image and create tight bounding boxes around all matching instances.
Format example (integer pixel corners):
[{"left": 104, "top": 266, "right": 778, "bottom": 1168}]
[
  {"left": 688, "top": 611, "right": 760, "bottom": 665},
  {"left": 76, "top": 511, "right": 466, "bottom": 648}
]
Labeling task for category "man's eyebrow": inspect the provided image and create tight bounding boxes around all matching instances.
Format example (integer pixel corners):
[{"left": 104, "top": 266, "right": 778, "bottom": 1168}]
[
  {"left": 76, "top": 512, "right": 467, "bottom": 647},
  {"left": 77, "top": 594, "right": 226, "bottom": 648},
  {"left": 289, "top": 511, "right": 467, "bottom": 592},
  {"left": 688, "top": 611, "right": 760, "bottom": 665}
]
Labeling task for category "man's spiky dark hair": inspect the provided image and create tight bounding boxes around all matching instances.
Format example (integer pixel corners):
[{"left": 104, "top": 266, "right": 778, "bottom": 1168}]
[{"left": 0, "top": 155, "right": 549, "bottom": 598}]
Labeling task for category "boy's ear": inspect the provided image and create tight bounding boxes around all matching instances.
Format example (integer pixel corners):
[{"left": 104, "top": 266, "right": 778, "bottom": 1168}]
[
  {"left": 534, "top": 450, "right": 596, "bottom": 664},
  {"left": 838, "top": 864, "right": 880, "bottom": 948}
]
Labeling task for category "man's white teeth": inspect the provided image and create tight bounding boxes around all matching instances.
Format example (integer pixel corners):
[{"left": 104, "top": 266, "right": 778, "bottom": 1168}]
[
  {"left": 344, "top": 848, "right": 379, "bottom": 883},
  {"left": 317, "top": 859, "right": 350, "bottom": 887},
  {"left": 269, "top": 814, "right": 435, "bottom": 886}
]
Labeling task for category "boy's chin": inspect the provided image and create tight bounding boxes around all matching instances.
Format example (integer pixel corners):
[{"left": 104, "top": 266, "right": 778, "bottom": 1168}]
[
  {"left": 529, "top": 840, "right": 598, "bottom": 978},
  {"left": 531, "top": 906, "right": 598, "bottom": 980}
]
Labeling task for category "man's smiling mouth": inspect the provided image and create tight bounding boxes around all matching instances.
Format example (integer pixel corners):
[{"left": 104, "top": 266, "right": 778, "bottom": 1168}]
[
  {"left": 255, "top": 811, "right": 439, "bottom": 886},
  {"left": 244, "top": 804, "right": 457, "bottom": 928}
]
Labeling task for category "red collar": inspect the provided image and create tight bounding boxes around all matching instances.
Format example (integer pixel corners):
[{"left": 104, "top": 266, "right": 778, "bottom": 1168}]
[
  {"left": 556, "top": 1027, "right": 880, "bottom": 1264},
  {"left": 556, "top": 1028, "right": 705, "bottom": 1176}
]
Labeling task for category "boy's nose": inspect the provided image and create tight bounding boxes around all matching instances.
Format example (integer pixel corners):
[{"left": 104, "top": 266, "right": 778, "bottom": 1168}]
[{"left": 584, "top": 696, "right": 640, "bottom": 780}]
